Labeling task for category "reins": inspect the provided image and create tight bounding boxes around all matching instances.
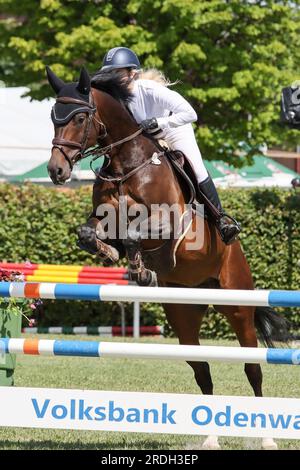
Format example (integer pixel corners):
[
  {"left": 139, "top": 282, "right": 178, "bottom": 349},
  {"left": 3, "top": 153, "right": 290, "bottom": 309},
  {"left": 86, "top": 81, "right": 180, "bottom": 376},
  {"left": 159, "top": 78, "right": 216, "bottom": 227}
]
[{"left": 51, "top": 91, "right": 168, "bottom": 204}]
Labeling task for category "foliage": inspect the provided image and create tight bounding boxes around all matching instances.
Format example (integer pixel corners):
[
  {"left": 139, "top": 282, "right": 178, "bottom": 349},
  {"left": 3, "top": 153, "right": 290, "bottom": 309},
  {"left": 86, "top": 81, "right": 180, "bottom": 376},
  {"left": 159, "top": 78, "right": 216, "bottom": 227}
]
[
  {"left": 0, "top": 182, "right": 299, "bottom": 339},
  {"left": 1, "top": 1, "right": 300, "bottom": 163},
  {"left": 0, "top": 268, "right": 39, "bottom": 326}
]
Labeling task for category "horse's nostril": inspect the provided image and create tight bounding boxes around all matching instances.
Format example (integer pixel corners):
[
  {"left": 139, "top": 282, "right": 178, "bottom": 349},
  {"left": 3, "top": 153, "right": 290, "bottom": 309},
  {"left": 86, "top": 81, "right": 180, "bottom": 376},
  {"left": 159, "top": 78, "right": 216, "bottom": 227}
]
[{"left": 57, "top": 167, "right": 63, "bottom": 176}]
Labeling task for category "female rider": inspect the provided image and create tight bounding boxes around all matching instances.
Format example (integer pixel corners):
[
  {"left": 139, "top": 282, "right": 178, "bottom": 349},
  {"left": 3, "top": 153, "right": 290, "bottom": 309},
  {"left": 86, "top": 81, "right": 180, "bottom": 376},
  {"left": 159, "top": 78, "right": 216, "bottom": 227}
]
[{"left": 97, "top": 47, "right": 240, "bottom": 245}]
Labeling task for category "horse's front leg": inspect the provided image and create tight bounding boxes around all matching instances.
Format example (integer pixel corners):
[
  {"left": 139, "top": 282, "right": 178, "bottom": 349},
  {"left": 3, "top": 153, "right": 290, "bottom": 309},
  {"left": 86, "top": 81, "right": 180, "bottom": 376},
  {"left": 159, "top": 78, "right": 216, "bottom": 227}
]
[
  {"left": 77, "top": 217, "right": 120, "bottom": 264},
  {"left": 123, "top": 233, "right": 157, "bottom": 286}
]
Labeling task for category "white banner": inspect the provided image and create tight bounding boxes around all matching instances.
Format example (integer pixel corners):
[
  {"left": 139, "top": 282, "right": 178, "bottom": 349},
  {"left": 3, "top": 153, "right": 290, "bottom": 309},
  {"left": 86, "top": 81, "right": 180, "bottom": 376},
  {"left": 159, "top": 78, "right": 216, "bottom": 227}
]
[{"left": 0, "top": 387, "right": 299, "bottom": 439}]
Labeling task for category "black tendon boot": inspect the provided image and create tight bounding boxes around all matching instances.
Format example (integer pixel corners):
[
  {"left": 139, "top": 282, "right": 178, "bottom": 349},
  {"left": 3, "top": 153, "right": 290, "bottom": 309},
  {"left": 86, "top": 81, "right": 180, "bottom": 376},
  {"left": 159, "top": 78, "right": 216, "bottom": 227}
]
[{"left": 198, "top": 176, "right": 241, "bottom": 244}]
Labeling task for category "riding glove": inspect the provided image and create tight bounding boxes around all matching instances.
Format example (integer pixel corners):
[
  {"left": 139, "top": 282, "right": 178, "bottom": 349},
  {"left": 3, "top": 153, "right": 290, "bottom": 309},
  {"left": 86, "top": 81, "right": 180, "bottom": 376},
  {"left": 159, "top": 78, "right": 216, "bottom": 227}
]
[{"left": 140, "top": 118, "right": 159, "bottom": 131}]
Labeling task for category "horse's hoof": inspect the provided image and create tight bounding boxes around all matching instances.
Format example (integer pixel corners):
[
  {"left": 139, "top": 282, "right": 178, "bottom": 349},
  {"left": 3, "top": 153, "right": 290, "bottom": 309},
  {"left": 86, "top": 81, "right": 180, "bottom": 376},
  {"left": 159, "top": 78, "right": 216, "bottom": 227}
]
[
  {"left": 77, "top": 225, "right": 98, "bottom": 253},
  {"left": 201, "top": 435, "right": 221, "bottom": 450},
  {"left": 76, "top": 240, "right": 97, "bottom": 255},
  {"left": 261, "top": 438, "right": 278, "bottom": 450},
  {"left": 148, "top": 270, "right": 158, "bottom": 287},
  {"left": 134, "top": 270, "right": 158, "bottom": 286}
]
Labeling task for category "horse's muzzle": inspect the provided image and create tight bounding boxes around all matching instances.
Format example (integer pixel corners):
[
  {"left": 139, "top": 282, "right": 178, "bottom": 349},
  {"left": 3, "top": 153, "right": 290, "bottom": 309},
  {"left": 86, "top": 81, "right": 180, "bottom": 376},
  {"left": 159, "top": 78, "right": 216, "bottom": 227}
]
[{"left": 47, "top": 162, "right": 71, "bottom": 185}]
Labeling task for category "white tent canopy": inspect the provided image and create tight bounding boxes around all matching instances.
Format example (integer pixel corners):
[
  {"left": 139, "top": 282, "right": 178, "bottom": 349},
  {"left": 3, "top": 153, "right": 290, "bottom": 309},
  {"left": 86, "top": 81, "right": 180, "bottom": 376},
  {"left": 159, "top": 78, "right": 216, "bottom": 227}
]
[
  {"left": 0, "top": 87, "right": 299, "bottom": 186},
  {"left": 0, "top": 87, "right": 54, "bottom": 176}
]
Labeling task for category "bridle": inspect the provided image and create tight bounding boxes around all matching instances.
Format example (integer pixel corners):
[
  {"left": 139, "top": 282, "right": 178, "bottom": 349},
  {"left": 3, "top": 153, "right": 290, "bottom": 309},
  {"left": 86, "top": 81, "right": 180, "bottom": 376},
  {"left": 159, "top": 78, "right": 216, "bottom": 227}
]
[
  {"left": 51, "top": 90, "right": 169, "bottom": 209},
  {"left": 51, "top": 92, "right": 108, "bottom": 170},
  {"left": 51, "top": 91, "right": 144, "bottom": 171}
]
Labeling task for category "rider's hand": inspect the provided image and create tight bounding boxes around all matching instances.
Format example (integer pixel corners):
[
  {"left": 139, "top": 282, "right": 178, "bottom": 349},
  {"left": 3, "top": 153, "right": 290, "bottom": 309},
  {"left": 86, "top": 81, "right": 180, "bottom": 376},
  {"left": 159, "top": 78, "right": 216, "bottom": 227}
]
[{"left": 140, "top": 118, "right": 159, "bottom": 131}]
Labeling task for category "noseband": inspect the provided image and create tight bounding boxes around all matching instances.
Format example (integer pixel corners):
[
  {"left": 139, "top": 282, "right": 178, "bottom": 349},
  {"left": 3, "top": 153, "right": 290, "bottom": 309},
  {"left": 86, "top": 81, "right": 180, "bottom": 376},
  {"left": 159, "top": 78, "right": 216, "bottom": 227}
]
[{"left": 51, "top": 93, "right": 107, "bottom": 170}]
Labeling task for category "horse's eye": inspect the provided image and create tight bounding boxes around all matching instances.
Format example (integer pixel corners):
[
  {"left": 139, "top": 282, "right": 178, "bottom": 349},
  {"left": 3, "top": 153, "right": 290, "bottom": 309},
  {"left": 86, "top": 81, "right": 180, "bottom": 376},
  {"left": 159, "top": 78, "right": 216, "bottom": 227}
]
[{"left": 77, "top": 116, "right": 85, "bottom": 124}]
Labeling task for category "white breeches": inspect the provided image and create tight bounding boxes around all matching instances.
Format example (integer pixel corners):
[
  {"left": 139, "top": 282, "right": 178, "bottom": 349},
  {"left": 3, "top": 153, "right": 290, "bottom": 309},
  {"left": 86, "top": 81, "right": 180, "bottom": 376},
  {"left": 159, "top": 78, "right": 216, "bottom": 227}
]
[{"left": 160, "top": 124, "right": 208, "bottom": 183}]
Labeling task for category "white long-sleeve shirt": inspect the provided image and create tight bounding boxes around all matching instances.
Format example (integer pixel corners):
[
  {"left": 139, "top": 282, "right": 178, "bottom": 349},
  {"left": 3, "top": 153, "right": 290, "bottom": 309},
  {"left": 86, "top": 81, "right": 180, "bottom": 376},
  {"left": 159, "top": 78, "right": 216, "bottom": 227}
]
[
  {"left": 128, "top": 79, "right": 197, "bottom": 130},
  {"left": 128, "top": 78, "right": 208, "bottom": 182}
]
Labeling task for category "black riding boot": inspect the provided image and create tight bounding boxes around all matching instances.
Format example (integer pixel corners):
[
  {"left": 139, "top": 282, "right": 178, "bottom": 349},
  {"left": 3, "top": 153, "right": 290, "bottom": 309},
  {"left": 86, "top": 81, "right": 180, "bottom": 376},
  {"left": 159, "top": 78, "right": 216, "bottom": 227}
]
[{"left": 198, "top": 176, "right": 241, "bottom": 245}]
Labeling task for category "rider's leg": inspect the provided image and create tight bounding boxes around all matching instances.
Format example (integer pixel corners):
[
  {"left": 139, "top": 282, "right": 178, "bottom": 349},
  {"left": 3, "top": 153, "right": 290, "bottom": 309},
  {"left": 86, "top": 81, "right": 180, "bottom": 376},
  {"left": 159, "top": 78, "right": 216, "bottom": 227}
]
[
  {"left": 197, "top": 174, "right": 241, "bottom": 244},
  {"left": 162, "top": 125, "right": 241, "bottom": 245}
]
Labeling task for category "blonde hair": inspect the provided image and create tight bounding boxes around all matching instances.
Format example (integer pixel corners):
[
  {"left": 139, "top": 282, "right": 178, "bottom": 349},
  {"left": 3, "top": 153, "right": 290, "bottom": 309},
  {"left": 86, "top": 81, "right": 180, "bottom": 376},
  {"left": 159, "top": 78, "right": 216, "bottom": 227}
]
[{"left": 136, "top": 68, "right": 179, "bottom": 87}]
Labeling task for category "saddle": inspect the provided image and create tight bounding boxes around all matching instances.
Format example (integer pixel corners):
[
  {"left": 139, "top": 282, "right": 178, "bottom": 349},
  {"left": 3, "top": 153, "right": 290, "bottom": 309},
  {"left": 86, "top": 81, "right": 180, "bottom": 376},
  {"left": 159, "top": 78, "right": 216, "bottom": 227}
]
[
  {"left": 164, "top": 148, "right": 196, "bottom": 204},
  {"left": 153, "top": 139, "right": 206, "bottom": 217}
]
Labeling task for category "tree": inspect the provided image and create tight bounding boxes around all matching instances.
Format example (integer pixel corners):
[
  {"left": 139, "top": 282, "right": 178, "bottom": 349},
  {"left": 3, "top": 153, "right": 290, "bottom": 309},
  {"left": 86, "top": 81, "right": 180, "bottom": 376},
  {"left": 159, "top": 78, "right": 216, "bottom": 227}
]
[{"left": 1, "top": 0, "right": 300, "bottom": 164}]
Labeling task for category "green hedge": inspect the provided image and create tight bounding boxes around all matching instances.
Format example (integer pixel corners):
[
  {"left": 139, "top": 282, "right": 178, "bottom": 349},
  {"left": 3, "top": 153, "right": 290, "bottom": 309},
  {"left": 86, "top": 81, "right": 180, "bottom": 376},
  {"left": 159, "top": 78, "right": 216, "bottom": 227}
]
[{"left": 0, "top": 183, "right": 299, "bottom": 339}]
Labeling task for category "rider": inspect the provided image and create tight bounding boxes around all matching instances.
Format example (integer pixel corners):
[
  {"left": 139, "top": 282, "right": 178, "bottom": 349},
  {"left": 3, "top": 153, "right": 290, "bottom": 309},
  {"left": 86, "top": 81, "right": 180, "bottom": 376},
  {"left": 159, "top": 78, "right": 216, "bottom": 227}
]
[{"left": 98, "top": 46, "right": 241, "bottom": 245}]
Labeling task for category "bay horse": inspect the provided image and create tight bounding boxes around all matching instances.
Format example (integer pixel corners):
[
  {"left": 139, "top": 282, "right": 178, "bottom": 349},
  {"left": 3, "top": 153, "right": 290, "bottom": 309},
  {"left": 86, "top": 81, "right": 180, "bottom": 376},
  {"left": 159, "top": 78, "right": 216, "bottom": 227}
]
[{"left": 46, "top": 66, "right": 288, "bottom": 449}]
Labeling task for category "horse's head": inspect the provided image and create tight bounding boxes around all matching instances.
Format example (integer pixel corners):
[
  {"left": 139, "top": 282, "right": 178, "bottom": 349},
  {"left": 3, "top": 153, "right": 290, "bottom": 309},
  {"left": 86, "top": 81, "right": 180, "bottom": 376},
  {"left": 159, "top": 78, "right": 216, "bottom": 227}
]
[{"left": 46, "top": 66, "right": 104, "bottom": 184}]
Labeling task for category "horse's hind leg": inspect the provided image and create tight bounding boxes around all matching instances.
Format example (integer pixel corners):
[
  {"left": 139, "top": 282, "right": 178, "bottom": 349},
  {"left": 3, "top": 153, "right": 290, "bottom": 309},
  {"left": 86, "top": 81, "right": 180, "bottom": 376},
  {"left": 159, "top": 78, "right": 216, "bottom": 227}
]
[
  {"left": 218, "top": 244, "right": 263, "bottom": 396},
  {"left": 163, "top": 302, "right": 220, "bottom": 449},
  {"left": 217, "top": 244, "right": 277, "bottom": 449},
  {"left": 217, "top": 304, "right": 277, "bottom": 449},
  {"left": 221, "top": 305, "right": 263, "bottom": 396},
  {"left": 163, "top": 303, "right": 212, "bottom": 393}
]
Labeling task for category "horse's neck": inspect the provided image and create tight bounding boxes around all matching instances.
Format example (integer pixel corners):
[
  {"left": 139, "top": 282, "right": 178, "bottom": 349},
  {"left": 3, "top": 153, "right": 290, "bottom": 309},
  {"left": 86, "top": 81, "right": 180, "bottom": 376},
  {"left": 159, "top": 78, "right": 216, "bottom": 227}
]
[
  {"left": 95, "top": 89, "right": 136, "bottom": 140},
  {"left": 95, "top": 90, "right": 185, "bottom": 208},
  {"left": 94, "top": 90, "right": 156, "bottom": 174},
  {"left": 93, "top": 90, "right": 149, "bottom": 173}
]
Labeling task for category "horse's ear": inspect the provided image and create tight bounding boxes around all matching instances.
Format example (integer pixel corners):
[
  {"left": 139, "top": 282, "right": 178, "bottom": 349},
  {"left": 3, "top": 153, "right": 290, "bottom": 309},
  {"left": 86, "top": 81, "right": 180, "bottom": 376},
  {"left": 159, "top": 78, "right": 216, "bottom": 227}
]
[
  {"left": 77, "top": 67, "right": 90, "bottom": 95},
  {"left": 46, "top": 66, "right": 65, "bottom": 94}
]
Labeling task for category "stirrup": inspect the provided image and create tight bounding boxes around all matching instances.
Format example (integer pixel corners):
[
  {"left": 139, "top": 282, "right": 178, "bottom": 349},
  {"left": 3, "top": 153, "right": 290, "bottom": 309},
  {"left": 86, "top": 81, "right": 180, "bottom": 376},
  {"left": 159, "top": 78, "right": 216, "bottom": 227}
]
[
  {"left": 217, "top": 213, "right": 241, "bottom": 245},
  {"left": 218, "top": 212, "right": 241, "bottom": 227}
]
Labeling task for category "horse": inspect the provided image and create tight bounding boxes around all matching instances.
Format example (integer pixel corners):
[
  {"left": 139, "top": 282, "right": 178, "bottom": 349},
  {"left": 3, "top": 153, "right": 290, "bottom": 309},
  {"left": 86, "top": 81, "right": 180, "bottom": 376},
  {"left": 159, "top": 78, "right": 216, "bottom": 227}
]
[{"left": 46, "top": 66, "right": 288, "bottom": 449}]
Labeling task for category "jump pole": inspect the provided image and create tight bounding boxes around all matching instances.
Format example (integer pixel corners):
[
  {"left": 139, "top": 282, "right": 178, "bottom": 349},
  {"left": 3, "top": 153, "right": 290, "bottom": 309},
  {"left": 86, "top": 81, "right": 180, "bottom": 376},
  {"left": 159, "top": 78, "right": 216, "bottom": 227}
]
[
  {"left": 1, "top": 338, "right": 300, "bottom": 365},
  {"left": 0, "top": 282, "right": 300, "bottom": 306}
]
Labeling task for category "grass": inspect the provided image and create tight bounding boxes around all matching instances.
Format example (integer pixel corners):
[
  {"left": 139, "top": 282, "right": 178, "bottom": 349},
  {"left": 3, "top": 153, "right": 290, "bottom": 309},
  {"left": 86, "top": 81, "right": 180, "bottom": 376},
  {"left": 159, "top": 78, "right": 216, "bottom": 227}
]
[{"left": 0, "top": 336, "right": 299, "bottom": 450}]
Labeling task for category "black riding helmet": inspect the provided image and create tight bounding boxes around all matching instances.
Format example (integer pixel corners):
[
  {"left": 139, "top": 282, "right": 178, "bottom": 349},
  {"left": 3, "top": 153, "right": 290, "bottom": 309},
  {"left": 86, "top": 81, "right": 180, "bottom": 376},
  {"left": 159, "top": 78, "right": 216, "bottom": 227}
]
[{"left": 100, "top": 47, "right": 141, "bottom": 72}]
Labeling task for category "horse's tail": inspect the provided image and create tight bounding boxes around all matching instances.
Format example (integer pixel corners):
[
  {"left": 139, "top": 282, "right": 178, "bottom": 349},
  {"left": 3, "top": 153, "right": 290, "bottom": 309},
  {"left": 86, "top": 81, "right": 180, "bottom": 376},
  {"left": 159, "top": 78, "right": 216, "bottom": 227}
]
[{"left": 254, "top": 306, "right": 291, "bottom": 348}]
